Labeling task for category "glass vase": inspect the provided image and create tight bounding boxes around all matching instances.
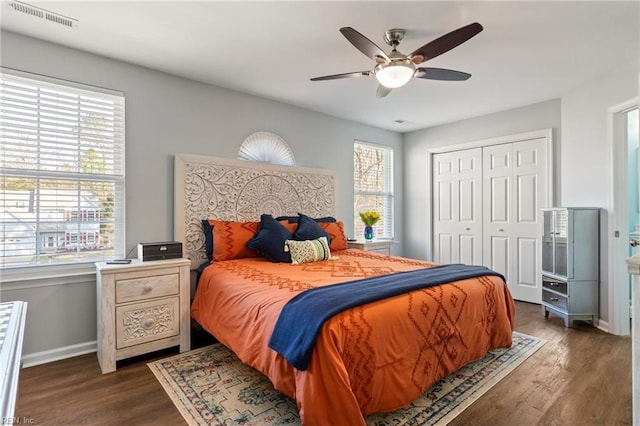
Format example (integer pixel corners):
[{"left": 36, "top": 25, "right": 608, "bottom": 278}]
[{"left": 364, "top": 225, "right": 374, "bottom": 241}]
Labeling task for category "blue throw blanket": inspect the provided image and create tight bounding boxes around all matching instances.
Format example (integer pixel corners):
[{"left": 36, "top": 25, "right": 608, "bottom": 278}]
[{"left": 268, "top": 263, "right": 505, "bottom": 371}]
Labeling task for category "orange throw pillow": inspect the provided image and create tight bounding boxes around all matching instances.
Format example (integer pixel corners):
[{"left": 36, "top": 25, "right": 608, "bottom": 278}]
[
  {"left": 279, "top": 220, "right": 298, "bottom": 233},
  {"left": 206, "top": 219, "right": 260, "bottom": 261},
  {"left": 319, "top": 221, "right": 348, "bottom": 251}
]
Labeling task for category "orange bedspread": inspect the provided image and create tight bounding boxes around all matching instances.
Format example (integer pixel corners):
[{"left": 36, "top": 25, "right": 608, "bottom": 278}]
[{"left": 191, "top": 249, "right": 515, "bottom": 425}]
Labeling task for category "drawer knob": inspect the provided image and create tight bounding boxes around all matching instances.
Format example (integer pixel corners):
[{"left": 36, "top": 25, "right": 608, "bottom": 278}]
[
  {"left": 549, "top": 283, "right": 559, "bottom": 287},
  {"left": 550, "top": 297, "right": 559, "bottom": 302},
  {"left": 143, "top": 317, "right": 155, "bottom": 328},
  {"left": 144, "top": 285, "right": 153, "bottom": 293}
]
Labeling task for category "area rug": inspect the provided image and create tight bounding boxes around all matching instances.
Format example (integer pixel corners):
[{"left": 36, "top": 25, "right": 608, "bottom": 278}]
[{"left": 148, "top": 331, "right": 544, "bottom": 426}]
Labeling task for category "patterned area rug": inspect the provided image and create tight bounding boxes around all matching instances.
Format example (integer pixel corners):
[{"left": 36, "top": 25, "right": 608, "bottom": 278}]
[{"left": 148, "top": 332, "right": 544, "bottom": 425}]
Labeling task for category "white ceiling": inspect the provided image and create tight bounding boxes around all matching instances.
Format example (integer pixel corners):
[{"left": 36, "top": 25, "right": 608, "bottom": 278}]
[{"left": 1, "top": 1, "right": 638, "bottom": 132}]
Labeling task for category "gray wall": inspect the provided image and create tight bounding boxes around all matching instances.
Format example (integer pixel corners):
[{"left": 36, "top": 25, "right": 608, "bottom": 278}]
[
  {"left": 560, "top": 60, "right": 639, "bottom": 322},
  {"left": 0, "top": 31, "right": 403, "bottom": 364}
]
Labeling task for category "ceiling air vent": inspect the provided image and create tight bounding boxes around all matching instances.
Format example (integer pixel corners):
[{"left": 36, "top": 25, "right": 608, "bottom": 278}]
[
  {"left": 8, "top": 1, "right": 78, "bottom": 29},
  {"left": 393, "top": 119, "right": 415, "bottom": 127}
]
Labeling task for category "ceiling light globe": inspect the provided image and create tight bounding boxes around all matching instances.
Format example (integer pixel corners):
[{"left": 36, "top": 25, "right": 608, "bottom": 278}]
[{"left": 375, "top": 63, "right": 415, "bottom": 89}]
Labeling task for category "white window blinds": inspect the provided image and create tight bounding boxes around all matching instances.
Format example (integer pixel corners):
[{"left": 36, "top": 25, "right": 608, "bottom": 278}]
[
  {"left": 0, "top": 68, "right": 125, "bottom": 268},
  {"left": 353, "top": 141, "right": 394, "bottom": 239}
]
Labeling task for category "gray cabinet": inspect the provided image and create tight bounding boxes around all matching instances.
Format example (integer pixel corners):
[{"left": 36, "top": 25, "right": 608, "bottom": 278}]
[{"left": 541, "top": 207, "right": 599, "bottom": 327}]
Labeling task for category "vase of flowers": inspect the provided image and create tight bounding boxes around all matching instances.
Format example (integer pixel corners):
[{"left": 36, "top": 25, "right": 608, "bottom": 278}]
[{"left": 359, "top": 211, "right": 380, "bottom": 241}]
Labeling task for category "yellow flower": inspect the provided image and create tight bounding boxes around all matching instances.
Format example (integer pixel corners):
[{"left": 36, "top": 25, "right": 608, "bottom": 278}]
[{"left": 359, "top": 211, "right": 380, "bottom": 227}]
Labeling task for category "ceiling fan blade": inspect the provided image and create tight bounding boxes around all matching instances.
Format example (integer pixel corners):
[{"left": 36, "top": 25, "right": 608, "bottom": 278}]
[
  {"left": 310, "top": 71, "right": 371, "bottom": 81},
  {"left": 340, "top": 27, "right": 390, "bottom": 62},
  {"left": 410, "top": 22, "right": 483, "bottom": 64},
  {"left": 376, "top": 85, "right": 392, "bottom": 98},
  {"left": 415, "top": 67, "right": 471, "bottom": 81}
]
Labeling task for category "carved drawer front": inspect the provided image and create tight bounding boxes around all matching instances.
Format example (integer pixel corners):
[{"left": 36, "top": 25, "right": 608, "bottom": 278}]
[
  {"left": 115, "top": 271, "right": 179, "bottom": 304},
  {"left": 542, "top": 289, "right": 568, "bottom": 312},
  {"left": 115, "top": 297, "right": 179, "bottom": 349}
]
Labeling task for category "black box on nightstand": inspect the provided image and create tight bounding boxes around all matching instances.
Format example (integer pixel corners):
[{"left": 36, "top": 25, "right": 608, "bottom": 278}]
[{"left": 137, "top": 241, "right": 183, "bottom": 261}]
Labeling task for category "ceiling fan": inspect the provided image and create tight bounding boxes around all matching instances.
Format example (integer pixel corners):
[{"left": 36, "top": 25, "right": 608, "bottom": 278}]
[{"left": 310, "top": 22, "right": 483, "bottom": 98}]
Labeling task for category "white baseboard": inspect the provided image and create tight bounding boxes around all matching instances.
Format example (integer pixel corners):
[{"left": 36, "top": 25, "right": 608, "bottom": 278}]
[
  {"left": 21, "top": 341, "right": 97, "bottom": 368},
  {"left": 597, "top": 319, "right": 610, "bottom": 333}
]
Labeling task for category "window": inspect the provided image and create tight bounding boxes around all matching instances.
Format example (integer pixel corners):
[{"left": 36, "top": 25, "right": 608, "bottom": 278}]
[
  {"left": 0, "top": 68, "right": 125, "bottom": 268},
  {"left": 353, "top": 141, "right": 393, "bottom": 239}
]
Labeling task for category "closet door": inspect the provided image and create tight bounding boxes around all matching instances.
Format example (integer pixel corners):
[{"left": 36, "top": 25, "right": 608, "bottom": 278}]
[
  {"left": 483, "top": 139, "right": 546, "bottom": 303},
  {"left": 483, "top": 143, "right": 512, "bottom": 284},
  {"left": 432, "top": 148, "right": 482, "bottom": 265}
]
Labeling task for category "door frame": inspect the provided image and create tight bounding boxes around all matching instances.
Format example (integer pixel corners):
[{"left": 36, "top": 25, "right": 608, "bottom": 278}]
[
  {"left": 426, "top": 128, "right": 554, "bottom": 263},
  {"left": 609, "top": 97, "right": 638, "bottom": 336}
]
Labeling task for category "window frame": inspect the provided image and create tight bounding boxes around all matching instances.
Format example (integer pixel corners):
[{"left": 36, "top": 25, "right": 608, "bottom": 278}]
[
  {"left": 353, "top": 140, "right": 394, "bottom": 240},
  {"left": 0, "top": 67, "right": 126, "bottom": 271}
]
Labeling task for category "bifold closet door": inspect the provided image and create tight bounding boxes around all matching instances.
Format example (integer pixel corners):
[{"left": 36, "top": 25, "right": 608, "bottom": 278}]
[
  {"left": 432, "top": 138, "right": 547, "bottom": 303},
  {"left": 432, "top": 148, "right": 483, "bottom": 265},
  {"left": 483, "top": 139, "right": 546, "bottom": 303}
]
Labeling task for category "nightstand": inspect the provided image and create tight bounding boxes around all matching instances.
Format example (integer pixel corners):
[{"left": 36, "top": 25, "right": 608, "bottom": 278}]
[
  {"left": 95, "top": 258, "right": 191, "bottom": 374},
  {"left": 347, "top": 240, "right": 393, "bottom": 255}
]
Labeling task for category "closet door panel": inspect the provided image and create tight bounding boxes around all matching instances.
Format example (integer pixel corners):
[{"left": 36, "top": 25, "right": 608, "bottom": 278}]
[
  {"left": 433, "top": 152, "right": 459, "bottom": 263},
  {"left": 459, "top": 234, "right": 477, "bottom": 265},
  {"left": 438, "top": 181, "right": 454, "bottom": 221},
  {"left": 432, "top": 148, "right": 482, "bottom": 265},
  {"left": 483, "top": 144, "right": 512, "bottom": 282},
  {"left": 437, "top": 233, "right": 454, "bottom": 264},
  {"left": 459, "top": 179, "right": 476, "bottom": 222},
  {"left": 511, "top": 139, "right": 547, "bottom": 302},
  {"left": 517, "top": 174, "right": 538, "bottom": 222},
  {"left": 489, "top": 236, "right": 509, "bottom": 274},
  {"left": 489, "top": 176, "right": 509, "bottom": 223},
  {"left": 517, "top": 237, "right": 538, "bottom": 286}
]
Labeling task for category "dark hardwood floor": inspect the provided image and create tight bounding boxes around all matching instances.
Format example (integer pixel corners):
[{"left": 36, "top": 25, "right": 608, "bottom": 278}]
[
  {"left": 450, "top": 302, "right": 631, "bottom": 426},
  {"left": 15, "top": 302, "right": 631, "bottom": 425}
]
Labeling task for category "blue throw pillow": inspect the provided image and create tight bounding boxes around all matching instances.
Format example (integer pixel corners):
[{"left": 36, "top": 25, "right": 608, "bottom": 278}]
[
  {"left": 293, "top": 213, "right": 331, "bottom": 244},
  {"left": 246, "top": 214, "right": 293, "bottom": 263},
  {"left": 202, "top": 219, "right": 214, "bottom": 260},
  {"left": 276, "top": 215, "right": 337, "bottom": 223}
]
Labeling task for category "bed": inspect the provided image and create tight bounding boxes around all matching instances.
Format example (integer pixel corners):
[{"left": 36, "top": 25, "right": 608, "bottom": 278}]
[{"left": 175, "top": 154, "right": 515, "bottom": 425}]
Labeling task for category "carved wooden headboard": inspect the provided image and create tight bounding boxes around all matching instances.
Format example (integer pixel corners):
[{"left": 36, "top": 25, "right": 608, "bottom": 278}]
[{"left": 174, "top": 154, "right": 337, "bottom": 268}]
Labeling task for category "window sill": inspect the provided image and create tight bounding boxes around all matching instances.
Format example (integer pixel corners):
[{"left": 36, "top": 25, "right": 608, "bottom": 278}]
[{"left": 1, "top": 262, "right": 98, "bottom": 287}]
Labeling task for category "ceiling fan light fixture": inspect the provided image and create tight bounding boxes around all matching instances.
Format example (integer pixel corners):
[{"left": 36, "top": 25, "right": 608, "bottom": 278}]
[
  {"left": 375, "top": 62, "right": 415, "bottom": 88},
  {"left": 312, "top": 23, "right": 483, "bottom": 96}
]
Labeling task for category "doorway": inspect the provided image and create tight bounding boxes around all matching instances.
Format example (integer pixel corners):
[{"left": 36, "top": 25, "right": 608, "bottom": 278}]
[
  {"left": 610, "top": 98, "right": 639, "bottom": 335},
  {"left": 627, "top": 108, "right": 639, "bottom": 312}
]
